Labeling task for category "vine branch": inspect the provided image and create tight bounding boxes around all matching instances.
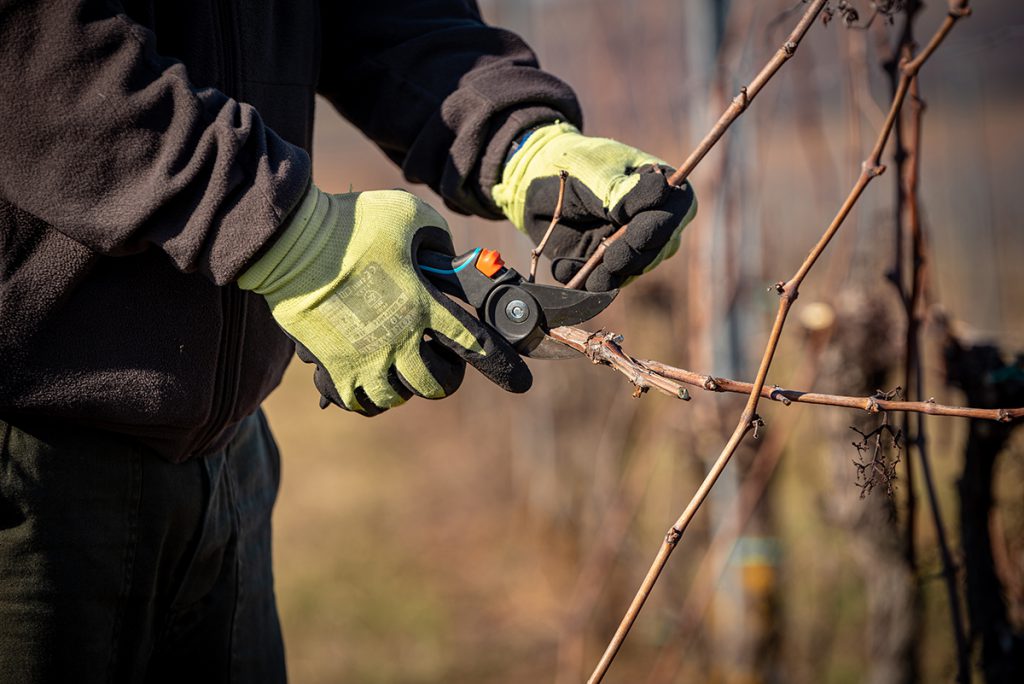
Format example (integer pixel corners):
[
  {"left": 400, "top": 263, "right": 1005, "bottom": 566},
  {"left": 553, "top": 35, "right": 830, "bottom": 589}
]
[
  {"left": 549, "top": 325, "right": 1024, "bottom": 423},
  {"left": 883, "top": 2, "right": 970, "bottom": 677},
  {"left": 529, "top": 170, "right": 568, "bottom": 283},
  {"left": 580, "top": 3, "right": 974, "bottom": 681},
  {"left": 565, "top": 0, "right": 830, "bottom": 291}
]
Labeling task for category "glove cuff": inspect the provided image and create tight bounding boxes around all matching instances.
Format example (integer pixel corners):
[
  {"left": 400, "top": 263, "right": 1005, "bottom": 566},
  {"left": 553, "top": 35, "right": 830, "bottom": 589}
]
[
  {"left": 491, "top": 121, "right": 580, "bottom": 233},
  {"left": 237, "top": 184, "right": 333, "bottom": 295}
]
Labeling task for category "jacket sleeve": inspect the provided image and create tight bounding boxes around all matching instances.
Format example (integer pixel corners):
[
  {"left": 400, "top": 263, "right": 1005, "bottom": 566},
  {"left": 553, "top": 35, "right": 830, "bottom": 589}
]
[
  {"left": 0, "top": 1, "right": 310, "bottom": 285},
  {"left": 317, "top": 0, "right": 583, "bottom": 219}
]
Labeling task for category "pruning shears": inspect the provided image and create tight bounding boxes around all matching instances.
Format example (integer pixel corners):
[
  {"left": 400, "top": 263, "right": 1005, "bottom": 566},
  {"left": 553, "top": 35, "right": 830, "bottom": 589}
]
[{"left": 418, "top": 247, "right": 617, "bottom": 360}]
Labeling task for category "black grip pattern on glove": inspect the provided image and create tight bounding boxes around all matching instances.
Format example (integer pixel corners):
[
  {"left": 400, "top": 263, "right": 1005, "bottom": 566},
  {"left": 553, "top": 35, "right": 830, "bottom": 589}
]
[{"left": 522, "top": 164, "right": 696, "bottom": 292}]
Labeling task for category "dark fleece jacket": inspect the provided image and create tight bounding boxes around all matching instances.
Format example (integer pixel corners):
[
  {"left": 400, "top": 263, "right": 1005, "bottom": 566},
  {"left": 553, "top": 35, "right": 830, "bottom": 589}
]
[{"left": 0, "top": 0, "right": 581, "bottom": 461}]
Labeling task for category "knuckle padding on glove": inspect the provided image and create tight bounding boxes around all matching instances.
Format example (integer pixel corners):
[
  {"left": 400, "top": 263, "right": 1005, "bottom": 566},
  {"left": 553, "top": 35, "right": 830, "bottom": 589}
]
[
  {"left": 604, "top": 208, "right": 678, "bottom": 273},
  {"left": 583, "top": 264, "right": 619, "bottom": 294},
  {"left": 607, "top": 165, "right": 674, "bottom": 224},
  {"left": 606, "top": 183, "right": 696, "bottom": 275}
]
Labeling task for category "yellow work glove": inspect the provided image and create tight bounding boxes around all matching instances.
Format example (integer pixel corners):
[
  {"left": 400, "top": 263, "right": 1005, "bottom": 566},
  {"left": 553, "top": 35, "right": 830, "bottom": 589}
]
[
  {"left": 492, "top": 122, "right": 697, "bottom": 292},
  {"left": 238, "top": 187, "right": 532, "bottom": 415}
]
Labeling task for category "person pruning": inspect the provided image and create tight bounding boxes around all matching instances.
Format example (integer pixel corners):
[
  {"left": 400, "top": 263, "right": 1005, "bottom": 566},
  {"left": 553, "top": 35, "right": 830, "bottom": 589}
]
[{"left": 0, "top": 1, "right": 695, "bottom": 680}]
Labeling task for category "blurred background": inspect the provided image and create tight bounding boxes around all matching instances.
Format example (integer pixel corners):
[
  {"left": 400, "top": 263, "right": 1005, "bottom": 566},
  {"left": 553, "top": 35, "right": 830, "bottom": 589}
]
[{"left": 266, "top": 1, "right": 1024, "bottom": 682}]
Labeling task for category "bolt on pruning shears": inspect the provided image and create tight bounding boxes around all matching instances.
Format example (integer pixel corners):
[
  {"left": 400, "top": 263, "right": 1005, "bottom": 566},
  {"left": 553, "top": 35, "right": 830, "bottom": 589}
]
[{"left": 418, "top": 247, "right": 617, "bottom": 360}]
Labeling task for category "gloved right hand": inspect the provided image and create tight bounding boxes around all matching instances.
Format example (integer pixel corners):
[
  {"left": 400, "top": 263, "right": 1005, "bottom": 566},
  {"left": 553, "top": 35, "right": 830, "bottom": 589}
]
[{"left": 238, "top": 186, "right": 532, "bottom": 415}]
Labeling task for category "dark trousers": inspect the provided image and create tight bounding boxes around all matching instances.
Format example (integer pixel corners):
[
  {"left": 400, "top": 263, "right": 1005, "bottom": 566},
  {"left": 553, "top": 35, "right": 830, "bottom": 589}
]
[{"left": 0, "top": 411, "right": 286, "bottom": 683}]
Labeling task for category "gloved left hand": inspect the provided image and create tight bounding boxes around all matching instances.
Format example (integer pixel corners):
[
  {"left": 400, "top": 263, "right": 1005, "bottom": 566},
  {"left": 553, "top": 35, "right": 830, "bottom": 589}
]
[{"left": 492, "top": 122, "right": 697, "bottom": 292}]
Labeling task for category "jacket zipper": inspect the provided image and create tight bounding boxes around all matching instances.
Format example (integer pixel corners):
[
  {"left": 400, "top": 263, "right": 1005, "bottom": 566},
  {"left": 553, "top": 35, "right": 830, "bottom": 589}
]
[{"left": 193, "top": 0, "right": 246, "bottom": 456}]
